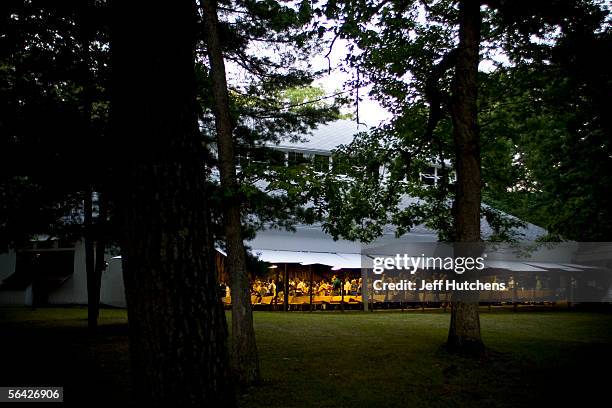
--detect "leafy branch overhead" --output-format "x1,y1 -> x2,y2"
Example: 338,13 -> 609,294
295,0 -> 610,243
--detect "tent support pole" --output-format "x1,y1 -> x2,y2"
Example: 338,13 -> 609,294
309,265 -> 313,312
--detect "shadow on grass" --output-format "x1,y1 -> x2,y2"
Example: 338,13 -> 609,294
0,309 -> 132,406
1,307 -> 611,407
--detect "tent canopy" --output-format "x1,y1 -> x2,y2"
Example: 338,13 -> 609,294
251,249 -> 365,269
112,252 -> 594,272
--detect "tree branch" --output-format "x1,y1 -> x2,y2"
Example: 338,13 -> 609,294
423,49 -> 458,142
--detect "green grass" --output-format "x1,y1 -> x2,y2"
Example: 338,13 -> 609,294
1,307 -> 611,407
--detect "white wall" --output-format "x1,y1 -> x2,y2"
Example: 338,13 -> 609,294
0,250 -> 20,305
48,242 -> 126,307
0,250 -> 16,282
0,241 -> 127,307
100,257 -> 126,307
46,240 -> 87,304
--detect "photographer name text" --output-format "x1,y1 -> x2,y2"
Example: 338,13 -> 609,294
373,279 -> 506,291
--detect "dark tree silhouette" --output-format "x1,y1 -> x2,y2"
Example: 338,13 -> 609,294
201,0 -> 260,387
111,0 -> 233,405
446,0 -> 484,353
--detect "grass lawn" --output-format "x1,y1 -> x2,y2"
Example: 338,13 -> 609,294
1,307 -> 611,407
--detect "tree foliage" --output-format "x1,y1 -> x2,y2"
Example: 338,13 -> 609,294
0,0 -> 112,248
300,0 -> 610,243
482,7 -> 611,241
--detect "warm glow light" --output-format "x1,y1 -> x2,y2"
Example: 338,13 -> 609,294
268,264 -> 278,269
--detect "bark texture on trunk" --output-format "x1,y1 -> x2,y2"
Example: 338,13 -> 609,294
201,0 -> 260,387
112,1 -> 233,405
447,0 -> 484,354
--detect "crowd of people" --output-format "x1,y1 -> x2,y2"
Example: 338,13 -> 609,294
219,275 -> 363,301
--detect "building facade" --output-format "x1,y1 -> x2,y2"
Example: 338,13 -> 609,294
0,120 -> 552,307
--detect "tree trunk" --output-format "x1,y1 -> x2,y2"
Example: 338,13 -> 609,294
84,189 -> 97,329
111,1 -> 233,405
447,0 -> 484,354
201,0 -> 260,387
78,2 -> 98,330
92,191 -> 108,327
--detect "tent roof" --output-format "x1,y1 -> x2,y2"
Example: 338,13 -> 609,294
271,119 -> 363,153
251,249 -> 364,269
